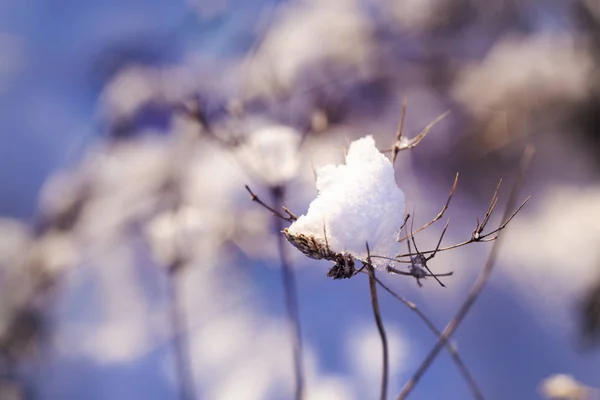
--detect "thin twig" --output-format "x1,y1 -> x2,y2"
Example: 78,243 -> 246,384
167,268 -> 197,400
396,145 -> 534,399
408,214 -> 450,287
383,112 -> 449,156
403,112 -> 450,150
397,173 -> 459,243
272,188 -> 305,400
392,98 -> 407,166
473,179 -> 503,239
246,185 -> 298,222
386,267 -> 453,278
372,276 -> 484,400
366,242 -> 389,400
392,195 -> 531,260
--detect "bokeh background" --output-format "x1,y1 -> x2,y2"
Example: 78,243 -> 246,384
1,0 -> 600,399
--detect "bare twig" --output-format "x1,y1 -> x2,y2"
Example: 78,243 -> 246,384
366,242 -> 389,400
386,267 -> 453,279
409,215 -> 451,287
392,195 -> 531,260
473,179 -> 502,240
397,173 -> 459,243
246,185 -> 298,222
167,268 -> 197,400
391,98 -> 407,165
383,112 -> 449,156
272,188 -> 305,400
404,112 -> 449,150
387,211 -> 453,287
396,145 -> 534,399
476,196 -> 531,239
372,276 -> 484,400
399,214 -> 411,232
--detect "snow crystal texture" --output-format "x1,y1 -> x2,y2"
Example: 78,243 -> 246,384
287,135 -> 405,267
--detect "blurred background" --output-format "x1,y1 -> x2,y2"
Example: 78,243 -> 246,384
1,0 -> 600,399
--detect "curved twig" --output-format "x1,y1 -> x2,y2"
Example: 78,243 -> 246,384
372,275 -> 484,400
396,145 -> 534,399
273,188 -> 305,400
366,242 -> 388,400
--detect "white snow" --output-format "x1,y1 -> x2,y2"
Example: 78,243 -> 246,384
237,124 -> 302,186
539,374 -> 591,400
286,135 -> 405,267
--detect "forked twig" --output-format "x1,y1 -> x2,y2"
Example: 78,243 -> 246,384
372,276 -> 484,400
396,145 -> 534,399
413,214 -> 450,287
383,111 -> 449,158
386,267 -> 453,279
473,179 -> 502,240
245,185 -> 298,222
366,242 -> 389,400
394,195 -> 531,260
388,213 -> 452,287
404,111 -> 450,150
397,173 -> 459,243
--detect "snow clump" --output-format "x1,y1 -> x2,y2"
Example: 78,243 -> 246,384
284,135 -> 405,270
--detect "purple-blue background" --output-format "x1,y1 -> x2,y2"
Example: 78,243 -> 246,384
1,0 -> 600,399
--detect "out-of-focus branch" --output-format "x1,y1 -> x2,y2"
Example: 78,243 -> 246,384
373,276 -> 484,399
396,145 -> 534,399
272,187 -> 305,400
167,266 -> 197,400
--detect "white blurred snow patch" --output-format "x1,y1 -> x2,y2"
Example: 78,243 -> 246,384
76,137 -> 172,242
381,0 -> 456,32
246,0 -> 372,96
308,377 -> 354,400
176,254 -> 355,400
0,218 -> 30,267
25,231 -> 79,275
237,123 -> 302,186
99,66 -> 158,121
500,185 -> 600,324
38,169 -> 87,224
145,206 -> 210,267
539,374 -> 595,400
346,323 -> 409,397
0,221 -> 79,308
286,135 -> 405,267
453,33 -> 593,119
81,319 -> 152,364
98,64 -> 199,123
56,241 -> 163,364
